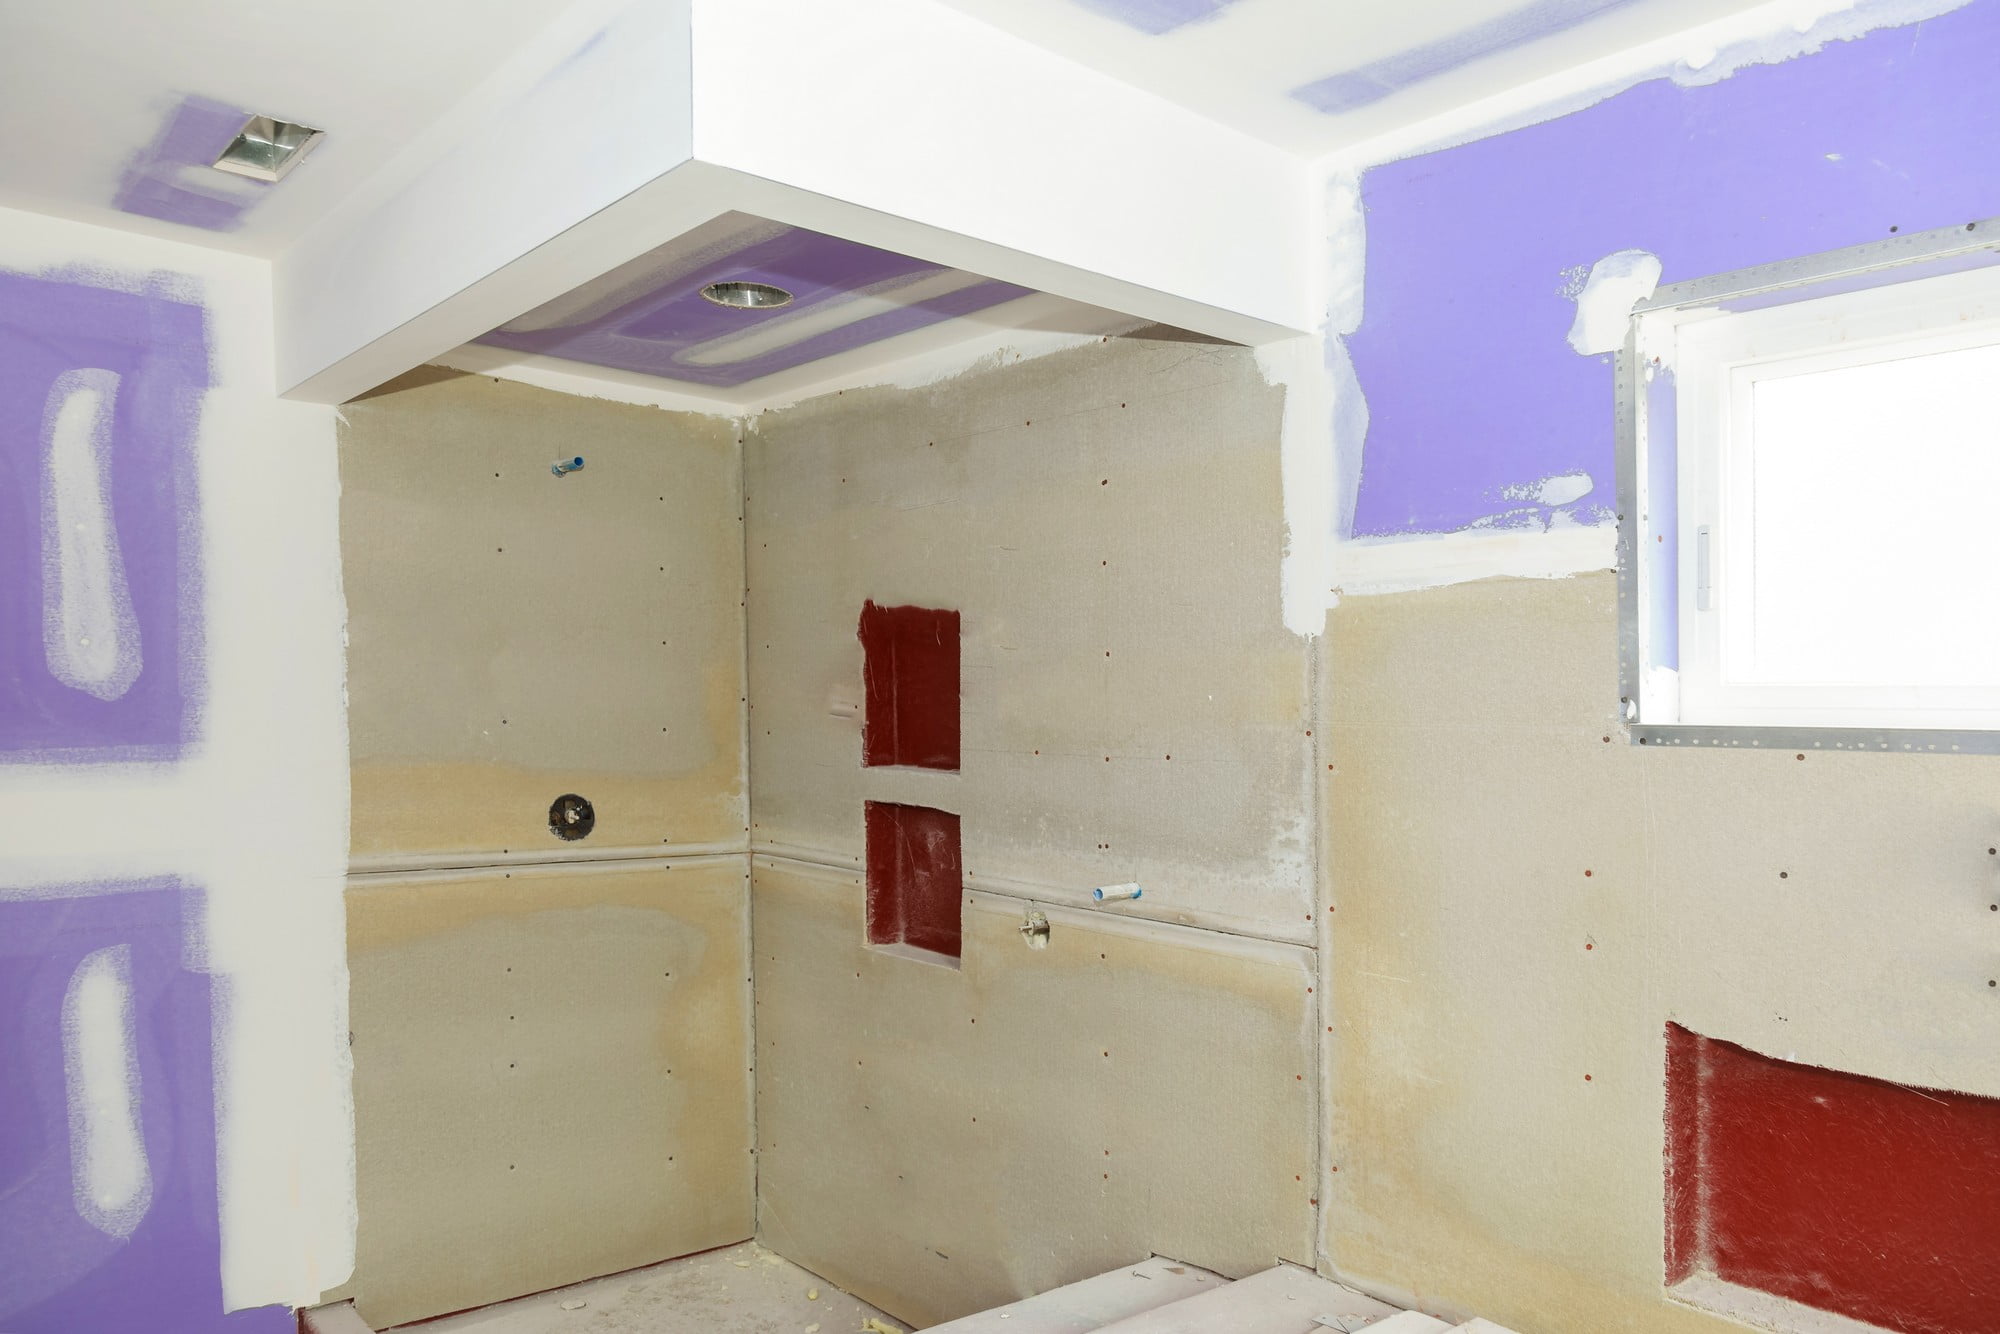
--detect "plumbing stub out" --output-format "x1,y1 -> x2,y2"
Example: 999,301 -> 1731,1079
549,793 -> 595,840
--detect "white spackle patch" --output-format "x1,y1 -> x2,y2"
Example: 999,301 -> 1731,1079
1261,334 -> 1336,637
1685,0 -> 1972,86
1504,471 -> 1595,508
1547,502 -> 1613,529
1268,166 -> 1369,630
1339,0 -> 1974,168
1323,169 -> 1366,339
63,945 -> 153,1239
41,368 -> 141,701
1466,507 -> 1548,531
1567,250 -> 1663,356
1331,523 -> 1618,597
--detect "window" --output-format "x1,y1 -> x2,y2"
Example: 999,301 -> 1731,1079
1620,217 -> 2000,748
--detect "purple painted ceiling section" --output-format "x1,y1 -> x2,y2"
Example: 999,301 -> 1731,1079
0,882 -> 292,1333
0,269 -> 208,761
1293,0 -> 1641,115
1071,0 -> 1241,36
113,97 -> 267,234
1347,0 -> 2000,536
476,226 -> 1033,388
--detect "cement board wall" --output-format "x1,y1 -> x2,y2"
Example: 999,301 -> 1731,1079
342,860 -> 754,1328
339,368 -> 746,862
744,335 -> 1315,941
1321,571 -> 2000,1332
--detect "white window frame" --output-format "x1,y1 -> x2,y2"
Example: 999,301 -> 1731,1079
1618,216 -> 2000,753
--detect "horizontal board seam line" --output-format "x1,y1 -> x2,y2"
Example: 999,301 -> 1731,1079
750,841 -> 1315,949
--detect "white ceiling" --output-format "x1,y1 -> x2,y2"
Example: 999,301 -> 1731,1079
0,0 -> 1790,261
0,0 -> 579,254
934,0 -> 1778,155
0,0 -> 1790,400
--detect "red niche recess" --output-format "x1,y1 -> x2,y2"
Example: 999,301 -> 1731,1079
858,600 -> 960,771
1665,1022 -> 2000,1332
864,801 -> 961,960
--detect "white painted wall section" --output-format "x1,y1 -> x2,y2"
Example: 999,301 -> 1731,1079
274,0 -> 695,401
690,0 -> 1313,341
0,203 -> 354,1311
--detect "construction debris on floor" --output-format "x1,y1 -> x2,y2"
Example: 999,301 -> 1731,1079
389,1241 -> 895,1334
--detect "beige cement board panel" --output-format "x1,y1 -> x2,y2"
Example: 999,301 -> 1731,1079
1320,571 -> 2000,1334
339,368 -> 746,860
343,861 -> 754,1328
752,857 -> 1317,1329
744,336 -> 1315,938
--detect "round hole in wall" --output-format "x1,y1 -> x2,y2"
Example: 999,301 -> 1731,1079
700,280 -> 794,310
549,793 -> 596,841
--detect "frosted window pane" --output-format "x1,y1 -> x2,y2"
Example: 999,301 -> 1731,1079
1747,340 -> 2000,686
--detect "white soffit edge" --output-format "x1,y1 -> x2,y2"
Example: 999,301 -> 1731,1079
276,0 -> 1309,404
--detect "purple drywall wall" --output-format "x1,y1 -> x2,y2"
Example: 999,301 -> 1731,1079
476,225 -> 1032,388
1346,0 -> 2000,536
0,882 -> 292,1333
0,269 -> 208,760
113,97 -> 267,234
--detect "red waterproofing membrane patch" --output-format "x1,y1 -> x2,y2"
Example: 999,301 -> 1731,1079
865,801 -> 961,959
859,601 -> 960,771
1666,1022 -> 2000,1332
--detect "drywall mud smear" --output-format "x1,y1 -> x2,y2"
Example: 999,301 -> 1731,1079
753,860 -> 1315,1327
1321,572 -> 2000,1333
41,370 -> 142,702
1565,250 -> 1659,357
62,945 -> 152,1239
341,861 -> 753,1327
338,369 -> 746,859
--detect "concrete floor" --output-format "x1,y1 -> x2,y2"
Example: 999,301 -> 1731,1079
401,1241 -> 900,1334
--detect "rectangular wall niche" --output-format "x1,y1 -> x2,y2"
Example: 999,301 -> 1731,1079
864,801 -> 962,961
858,600 -> 960,771
1665,1023 -> 2000,1333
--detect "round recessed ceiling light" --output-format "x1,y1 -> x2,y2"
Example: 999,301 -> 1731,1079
700,280 -> 794,310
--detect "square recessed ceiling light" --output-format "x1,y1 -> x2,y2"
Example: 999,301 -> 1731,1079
212,115 -> 324,183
